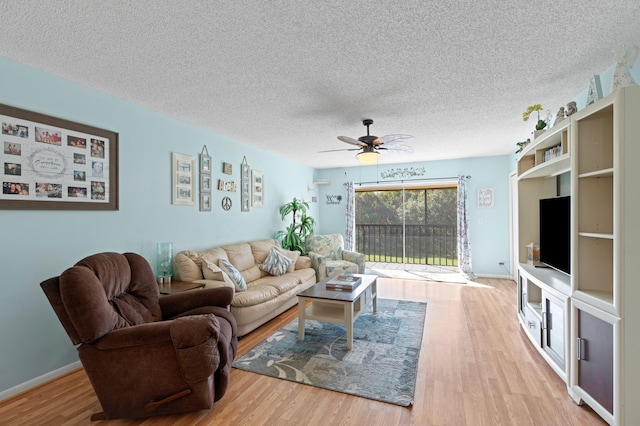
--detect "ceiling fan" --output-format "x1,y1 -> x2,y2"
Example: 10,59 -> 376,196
320,119 -> 414,163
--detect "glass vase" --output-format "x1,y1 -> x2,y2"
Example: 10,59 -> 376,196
156,242 -> 173,282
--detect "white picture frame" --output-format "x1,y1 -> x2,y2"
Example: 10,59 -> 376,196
172,152 -> 196,205
477,187 -> 494,209
252,169 -> 264,208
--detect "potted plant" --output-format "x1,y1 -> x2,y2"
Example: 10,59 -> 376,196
522,104 -> 547,137
275,197 -> 315,253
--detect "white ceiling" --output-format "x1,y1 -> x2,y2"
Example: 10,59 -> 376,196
1,1 -> 639,169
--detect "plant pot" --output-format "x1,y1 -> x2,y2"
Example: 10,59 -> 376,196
534,129 -> 546,139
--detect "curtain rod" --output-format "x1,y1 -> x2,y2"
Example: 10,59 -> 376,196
350,175 -> 470,186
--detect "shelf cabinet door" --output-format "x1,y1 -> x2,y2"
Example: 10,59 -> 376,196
542,291 -> 566,371
577,308 -> 614,414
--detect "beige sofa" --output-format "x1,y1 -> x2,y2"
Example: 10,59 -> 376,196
174,239 -> 316,336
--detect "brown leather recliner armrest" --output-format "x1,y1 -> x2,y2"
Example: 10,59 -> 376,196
91,314 -> 221,381
159,286 -> 234,319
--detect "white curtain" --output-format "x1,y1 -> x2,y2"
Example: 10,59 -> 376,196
457,175 -> 476,279
344,182 -> 355,251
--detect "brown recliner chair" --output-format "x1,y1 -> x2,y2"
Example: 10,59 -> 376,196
40,252 -> 238,421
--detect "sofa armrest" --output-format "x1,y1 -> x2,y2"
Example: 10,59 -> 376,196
194,278 -> 235,291
160,287 -> 234,319
92,321 -> 172,349
295,255 -> 311,269
307,251 -> 328,281
342,250 -> 366,273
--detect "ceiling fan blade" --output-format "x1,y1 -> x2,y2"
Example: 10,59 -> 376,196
318,148 -> 361,153
378,144 -> 414,154
372,137 -> 383,146
338,136 -> 366,146
380,134 -> 415,146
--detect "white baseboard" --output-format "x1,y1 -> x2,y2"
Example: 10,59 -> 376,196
475,273 -> 514,280
0,361 -> 82,401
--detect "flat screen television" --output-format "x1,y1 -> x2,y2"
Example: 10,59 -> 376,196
539,196 -> 571,275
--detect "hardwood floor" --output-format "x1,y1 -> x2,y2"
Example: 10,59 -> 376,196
1,278 -> 606,425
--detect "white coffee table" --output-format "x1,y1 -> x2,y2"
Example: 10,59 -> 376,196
297,274 -> 377,350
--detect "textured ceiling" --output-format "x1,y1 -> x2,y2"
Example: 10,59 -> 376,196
1,1 -> 639,169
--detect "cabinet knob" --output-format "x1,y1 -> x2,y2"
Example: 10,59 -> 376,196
528,321 -> 536,329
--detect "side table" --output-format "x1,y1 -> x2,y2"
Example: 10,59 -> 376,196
159,280 -> 205,295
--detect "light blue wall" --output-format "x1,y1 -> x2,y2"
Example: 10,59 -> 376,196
0,56 -> 317,393
313,155 -> 512,276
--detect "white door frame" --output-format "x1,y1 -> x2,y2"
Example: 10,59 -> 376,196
508,170 -> 518,281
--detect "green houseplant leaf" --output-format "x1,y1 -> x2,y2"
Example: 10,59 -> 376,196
277,197 -> 315,253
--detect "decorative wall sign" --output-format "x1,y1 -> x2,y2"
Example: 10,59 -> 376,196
380,167 -> 426,179
172,152 -> 196,205
240,156 -> 250,212
326,195 -> 342,205
222,162 -> 232,175
251,169 -> 264,207
217,179 -> 236,191
221,196 -> 232,211
0,103 -> 118,210
477,187 -> 494,209
199,145 -> 211,211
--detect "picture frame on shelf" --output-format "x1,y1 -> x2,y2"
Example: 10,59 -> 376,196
172,152 -> 196,205
252,169 -> 264,207
0,103 -> 119,210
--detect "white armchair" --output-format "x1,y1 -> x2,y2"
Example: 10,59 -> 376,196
304,234 -> 365,281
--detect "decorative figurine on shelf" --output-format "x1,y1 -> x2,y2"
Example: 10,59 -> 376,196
587,75 -> 604,105
554,106 -> 566,126
611,45 -> 639,92
522,104 -> 547,135
566,101 -> 578,117
515,138 -> 531,154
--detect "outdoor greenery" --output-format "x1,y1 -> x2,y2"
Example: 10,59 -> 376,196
356,188 -> 456,225
355,188 -> 458,265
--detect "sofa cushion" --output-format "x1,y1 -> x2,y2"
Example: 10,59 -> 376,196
219,259 -> 247,292
232,284 -> 280,307
201,256 -> 224,281
248,239 -> 278,264
259,247 -> 294,276
252,275 -> 300,294
174,248 -> 228,281
222,243 -> 255,272
276,246 -> 300,272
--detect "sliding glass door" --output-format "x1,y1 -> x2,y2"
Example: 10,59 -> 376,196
355,184 -> 457,267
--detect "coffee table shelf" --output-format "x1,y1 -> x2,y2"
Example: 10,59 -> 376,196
297,274 -> 377,350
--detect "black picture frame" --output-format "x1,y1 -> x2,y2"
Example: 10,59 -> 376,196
0,103 -> 118,210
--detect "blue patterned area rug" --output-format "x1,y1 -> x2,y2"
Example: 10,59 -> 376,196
232,299 -> 426,406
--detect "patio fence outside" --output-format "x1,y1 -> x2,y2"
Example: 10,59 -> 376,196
355,223 -> 458,266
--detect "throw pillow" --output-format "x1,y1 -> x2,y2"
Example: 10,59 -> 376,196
276,246 -> 300,272
259,247 -> 294,276
201,256 -> 224,281
219,259 -> 247,291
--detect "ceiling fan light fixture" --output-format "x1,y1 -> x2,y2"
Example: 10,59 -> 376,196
357,150 -> 379,164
